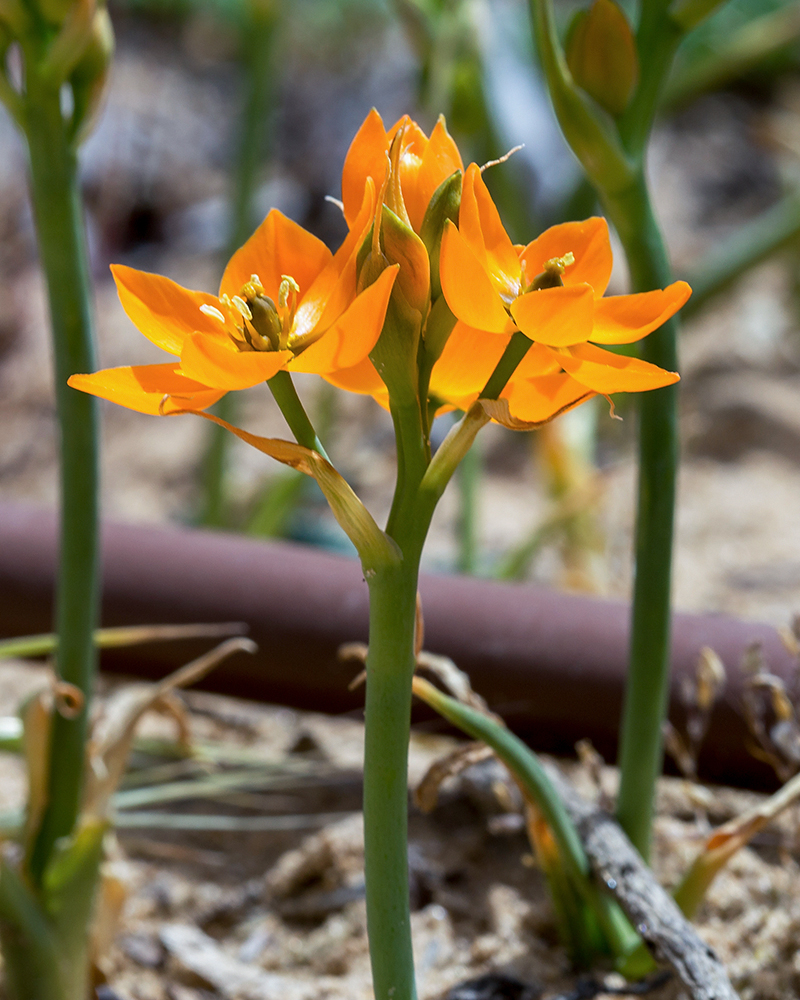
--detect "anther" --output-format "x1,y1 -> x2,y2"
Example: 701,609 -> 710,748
278,275 -> 300,309
231,295 -> 253,321
200,303 -> 226,323
241,274 -> 264,299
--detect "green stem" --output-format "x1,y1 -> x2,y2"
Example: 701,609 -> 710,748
602,173 -> 678,862
201,394 -> 235,528
456,432 -> 480,574
22,73 -> 100,883
617,3 -> 682,159
199,3 -> 276,527
363,561 -> 421,1000
481,330 -> 532,399
386,397 -> 429,541
267,370 -> 329,459
362,341 -> 429,1000
682,188 -> 800,318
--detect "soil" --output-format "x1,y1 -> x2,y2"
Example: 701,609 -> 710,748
2,660 -> 800,1000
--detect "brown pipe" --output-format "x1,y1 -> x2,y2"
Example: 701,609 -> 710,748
0,502 -> 791,790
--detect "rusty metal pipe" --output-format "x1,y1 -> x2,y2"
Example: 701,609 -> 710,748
0,502 -> 791,790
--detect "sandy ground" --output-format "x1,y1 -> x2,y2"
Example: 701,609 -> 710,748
2,661 -> 800,1000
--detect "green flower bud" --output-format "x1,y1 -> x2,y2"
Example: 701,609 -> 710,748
565,0 -> 638,117
67,7 -> 113,141
36,0 -> 79,29
420,170 -> 462,302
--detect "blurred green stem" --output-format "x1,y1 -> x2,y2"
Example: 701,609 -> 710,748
528,0 -> 688,861
456,429 -> 480,574
682,188 -> 800,318
22,74 -> 100,883
664,3 -> 800,109
200,1 -> 277,527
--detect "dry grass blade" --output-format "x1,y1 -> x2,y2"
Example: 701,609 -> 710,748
112,810 -> 357,831
84,637 -> 257,818
675,768 -> 800,919
415,651 -> 489,711
0,622 -> 248,660
414,742 -> 494,813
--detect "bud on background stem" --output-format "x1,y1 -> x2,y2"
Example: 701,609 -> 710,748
565,0 -> 639,117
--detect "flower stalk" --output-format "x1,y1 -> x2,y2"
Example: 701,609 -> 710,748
529,0 -> 693,860
603,175 -> 679,860
0,0 -> 113,990
363,560 -> 422,1000
68,108 -> 690,995
16,37 -> 103,885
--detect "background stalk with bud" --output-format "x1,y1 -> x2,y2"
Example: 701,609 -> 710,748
529,0 -> 732,861
0,0 -> 113,992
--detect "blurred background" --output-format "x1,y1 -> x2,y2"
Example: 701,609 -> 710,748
3,0 -> 800,623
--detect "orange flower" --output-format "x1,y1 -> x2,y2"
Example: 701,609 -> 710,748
308,110 -> 464,403
341,108 -> 463,235
68,194 -> 397,415
434,163 -> 690,423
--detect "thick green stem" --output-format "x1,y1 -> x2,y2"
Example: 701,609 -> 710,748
362,335 -> 429,1000
386,398 -> 429,542
23,77 -> 100,882
363,560 -> 421,1000
602,174 -> 679,862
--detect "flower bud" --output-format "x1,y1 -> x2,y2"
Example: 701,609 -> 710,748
565,0 -> 638,117
420,170 -> 462,301
357,206 -> 428,405
68,6 -> 114,140
379,204 -> 430,323
37,0 -> 80,29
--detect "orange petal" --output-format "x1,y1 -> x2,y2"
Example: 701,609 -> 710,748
290,266 -> 398,375
111,264 -> 226,356
590,281 -> 692,344
459,163 -> 521,300
498,373 -> 595,424
180,334 -> 292,390
520,217 -> 613,295
220,211 -> 332,303
341,108 -> 389,228
512,341 -> 563,379
405,117 -> 463,233
429,321 -> 510,399
440,221 -> 513,334
510,284 -> 594,346
68,364 -> 224,415
558,342 -> 680,393
323,354 -> 387,397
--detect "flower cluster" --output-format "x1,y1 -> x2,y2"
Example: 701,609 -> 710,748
69,110 -> 689,430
